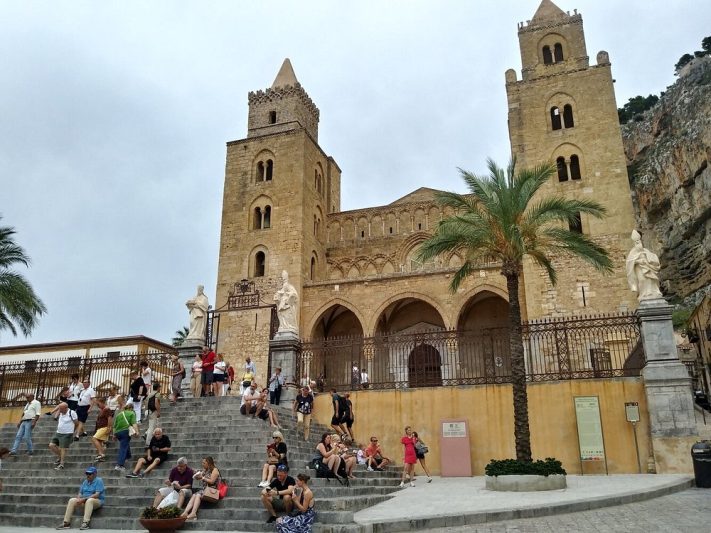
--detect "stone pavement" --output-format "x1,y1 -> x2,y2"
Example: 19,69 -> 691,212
0,473 -> 696,532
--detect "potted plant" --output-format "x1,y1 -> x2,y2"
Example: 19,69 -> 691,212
139,506 -> 186,533
484,457 -> 567,492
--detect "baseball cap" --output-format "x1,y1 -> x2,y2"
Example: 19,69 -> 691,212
276,464 -> 288,472
85,466 -> 98,475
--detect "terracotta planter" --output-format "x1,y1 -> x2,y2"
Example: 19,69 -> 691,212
138,516 -> 187,533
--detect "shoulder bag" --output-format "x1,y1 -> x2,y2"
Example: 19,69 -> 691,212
121,411 -> 138,437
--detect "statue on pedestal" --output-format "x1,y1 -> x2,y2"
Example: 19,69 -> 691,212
626,230 -> 663,301
274,270 -> 299,334
186,285 -> 209,340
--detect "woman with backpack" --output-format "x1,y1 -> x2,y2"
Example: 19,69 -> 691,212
412,431 -> 432,483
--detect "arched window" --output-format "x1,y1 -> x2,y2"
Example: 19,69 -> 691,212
314,170 -> 318,189
554,43 -> 564,62
543,45 -> 553,65
256,161 -> 265,182
563,104 -> 574,128
253,207 -> 262,229
569,212 -> 583,234
265,160 -> 273,181
310,256 -> 316,280
255,251 -> 266,277
570,155 -> 581,180
269,111 -> 277,124
550,107 -> 562,130
263,205 -> 271,228
557,157 -> 569,182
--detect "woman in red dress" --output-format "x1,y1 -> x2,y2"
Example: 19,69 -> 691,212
399,426 -> 417,487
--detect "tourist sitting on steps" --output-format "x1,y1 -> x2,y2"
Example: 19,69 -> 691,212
56,466 -> 105,531
181,456 -> 221,521
331,434 -> 357,479
364,436 -> 391,471
260,464 -> 295,523
152,457 -> 194,509
275,473 -> 316,532
259,431 -> 288,488
126,428 -> 171,478
259,387 -> 282,427
315,433 -> 343,479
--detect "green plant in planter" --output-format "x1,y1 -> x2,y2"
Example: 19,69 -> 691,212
140,506 -> 183,519
485,457 -> 566,477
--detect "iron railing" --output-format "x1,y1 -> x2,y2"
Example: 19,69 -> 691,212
299,313 -> 642,391
0,351 -> 175,408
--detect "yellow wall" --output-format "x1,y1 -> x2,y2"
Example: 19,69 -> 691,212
313,378 -> 650,475
0,405 -> 54,428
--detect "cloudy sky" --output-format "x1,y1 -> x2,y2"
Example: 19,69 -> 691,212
1,0 -> 707,348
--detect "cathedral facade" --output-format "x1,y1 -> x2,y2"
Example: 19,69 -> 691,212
214,0 -> 637,386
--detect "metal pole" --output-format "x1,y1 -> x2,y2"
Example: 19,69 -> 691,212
632,421 -> 642,474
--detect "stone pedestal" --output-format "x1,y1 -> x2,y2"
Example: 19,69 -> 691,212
177,341 -> 203,398
638,298 -> 698,473
269,331 -> 300,405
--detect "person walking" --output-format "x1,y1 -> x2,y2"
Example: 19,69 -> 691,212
268,367 -> 285,405
128,370 -> 146,424
74,379 -> 96,440
10,392 -> 41,456
113,403 -> 139,473
66,374 -> 81,412
412,431 -> 432,482
55,466 -> 105,530
48,403 -> 79,471
144,383 -> 162,445
90,397 -> 113,463
398,426 -> 417,488
293,387 -> 314,441
170,354 -> 184,405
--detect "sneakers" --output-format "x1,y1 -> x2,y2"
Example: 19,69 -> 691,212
114,465 -> 126,472
366,466 -> 374,472
25,451 -> 33,456
258,481 -> 269,488
94,455 -> 105,462
427,477 -> 433,483
54,463 -> 64,470
53,459 -> 61,466
125,473 -> 140,478
79,521 -> 90,530
56,523 -> 70,530
73,436 -> 80,442
410,481 -> 415,487
8,451 -> 16,456
80,432 -> 88,437
266,515 -> 277,523
398,482 -> 405,488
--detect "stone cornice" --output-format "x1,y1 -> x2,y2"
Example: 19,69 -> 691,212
518,14 -> 582,34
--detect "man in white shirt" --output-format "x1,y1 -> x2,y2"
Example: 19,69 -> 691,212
75,379 -> 96,440
49,403 -> 79,470
10,392 -> 41,456
140,360 -> 153,389
240,382 -> 260,415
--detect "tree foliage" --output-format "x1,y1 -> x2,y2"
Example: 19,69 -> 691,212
0,217 -> 47,338
171,326 -> 189,347
417,158 -> 612,462
618,94 -> 659,124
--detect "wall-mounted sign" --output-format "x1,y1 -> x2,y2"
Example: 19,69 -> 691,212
574,396 -> 606,461
442,421 -> 467,438
625,402 -> 640,423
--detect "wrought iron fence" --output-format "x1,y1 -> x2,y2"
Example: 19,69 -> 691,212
299,313 -> 642,391
0,351 -> 175,408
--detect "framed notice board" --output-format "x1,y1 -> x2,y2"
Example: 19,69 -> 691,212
574,396 -> 608,474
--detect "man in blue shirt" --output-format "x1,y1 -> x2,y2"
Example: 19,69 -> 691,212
56,466 -> 105,530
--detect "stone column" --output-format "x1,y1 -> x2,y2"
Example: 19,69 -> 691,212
177,340 -> 203,398
639,298 -> 698,473
269,331 -> 300,405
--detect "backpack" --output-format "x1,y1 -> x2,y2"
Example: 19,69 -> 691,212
309,455 -> 349,486
147,394 -> 157,412
337,395 -> 350,417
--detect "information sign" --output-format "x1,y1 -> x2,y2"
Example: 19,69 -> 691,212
574,396 -> 606,461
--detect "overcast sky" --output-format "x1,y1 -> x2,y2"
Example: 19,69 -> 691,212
1,0 -> 707,348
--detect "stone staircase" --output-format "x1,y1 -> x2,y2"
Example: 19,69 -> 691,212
0,396 -> 400,531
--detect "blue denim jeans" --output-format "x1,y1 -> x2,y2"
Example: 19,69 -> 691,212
11,420 -> 34,453
115,429 -> 132,466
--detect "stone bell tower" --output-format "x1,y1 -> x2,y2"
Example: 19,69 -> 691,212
214,59 -> 341,385
506,0 -> 637,319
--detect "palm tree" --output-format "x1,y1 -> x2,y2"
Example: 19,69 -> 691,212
172,326 -> 189,347
0,218 -> 47,338
417,158 -> 613,462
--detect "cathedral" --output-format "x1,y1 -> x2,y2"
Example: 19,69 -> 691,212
213,0 -> 637,387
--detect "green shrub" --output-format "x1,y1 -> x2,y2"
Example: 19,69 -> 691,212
140,506 -> 183,519
485,457 -> 566,477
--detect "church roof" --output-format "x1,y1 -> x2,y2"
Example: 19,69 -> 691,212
531,0 -> 566,23
271,58 -> 299,88
388,187 -> 444,205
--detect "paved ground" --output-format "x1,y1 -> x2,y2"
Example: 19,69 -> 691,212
0,474 -> 702,532
427,489 -> 711,532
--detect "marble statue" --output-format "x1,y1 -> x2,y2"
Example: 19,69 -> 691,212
626,230 -> 663,301
186,284 -> 209,340
274,270 -> 299,334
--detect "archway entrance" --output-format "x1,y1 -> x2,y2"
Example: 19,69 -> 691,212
408,344 -> 442,387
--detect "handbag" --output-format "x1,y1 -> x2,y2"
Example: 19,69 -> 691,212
157,489 -> 179,509
121,411 -> 138,437
415,441 -> 429,454
218,480 -> 228,499
202,486 -> 219,503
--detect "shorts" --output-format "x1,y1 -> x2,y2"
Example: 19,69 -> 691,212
159,486 -> 191,500
240,404 -> 257,416
271,497 -> 287,512
331,415 -> 342,426
212,373 -> 225,383
258,409 -> 269,420
145,454 -> 168,466
51,432 -> 74,449
345,417 -> 354,428
76,405 -> 90,423
93,427 -> 110,442
201,370 -> 214,385
67,400 -> 78,411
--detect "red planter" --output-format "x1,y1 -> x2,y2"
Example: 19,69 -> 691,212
138,516 -> 187,533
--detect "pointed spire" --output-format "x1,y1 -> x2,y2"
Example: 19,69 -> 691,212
531,0 -> 566,22
271,58 -> 299,89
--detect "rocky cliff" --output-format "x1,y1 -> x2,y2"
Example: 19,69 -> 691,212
622,56 -> 711,306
